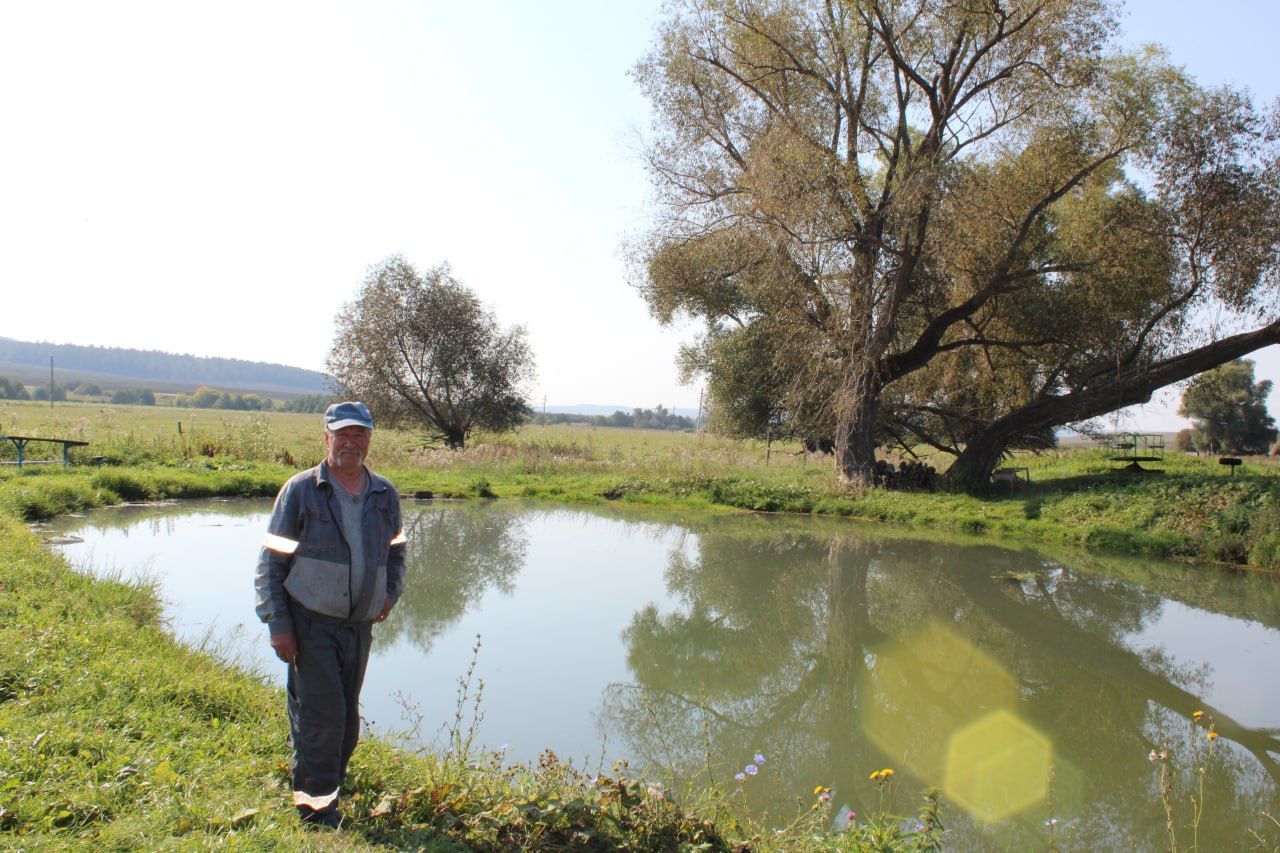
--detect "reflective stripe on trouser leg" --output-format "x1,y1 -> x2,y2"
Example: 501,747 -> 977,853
287,605 -> 373,810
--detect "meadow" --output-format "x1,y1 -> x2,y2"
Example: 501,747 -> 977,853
3,399 -> 1279,570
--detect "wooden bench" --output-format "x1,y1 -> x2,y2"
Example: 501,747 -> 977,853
0,435 -> 90,468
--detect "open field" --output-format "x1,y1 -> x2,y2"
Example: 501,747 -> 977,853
3,400 -> 1280,569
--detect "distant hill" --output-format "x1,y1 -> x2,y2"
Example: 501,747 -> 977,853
0,337 -> 328,397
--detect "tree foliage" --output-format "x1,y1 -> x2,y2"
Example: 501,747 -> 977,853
1179,359 -> 1276,454
0,377 -> 29,400
634,0 -> 1280,487
327,256 -> 534,449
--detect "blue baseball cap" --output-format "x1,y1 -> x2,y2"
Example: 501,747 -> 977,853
324,401 -> 375,431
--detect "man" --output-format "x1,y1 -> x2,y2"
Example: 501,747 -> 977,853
253,401 -> 407,828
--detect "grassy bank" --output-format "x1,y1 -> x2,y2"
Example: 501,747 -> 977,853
0,479 -> 944,850
6,448 -> 1278,570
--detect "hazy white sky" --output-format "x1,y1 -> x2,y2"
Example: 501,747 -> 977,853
1,1 -> 1276,425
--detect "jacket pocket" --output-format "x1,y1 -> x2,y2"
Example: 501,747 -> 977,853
284,555 -> 351,619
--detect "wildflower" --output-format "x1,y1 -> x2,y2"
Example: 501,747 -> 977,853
1193,710 -> 1204,721
1207,731 -> 1219,741
754,752 -> 766,764
813,785 -> 825,795
1045,818 -> 1059,828
745,764 -> 758,775
735,772 -> 746,782
1148,750 -> 1159,763
847,811 -> 857,822
880,768 -> 894,778
869,770 -> 882,781
819,791 -> 832,804
646,783 -> 665,800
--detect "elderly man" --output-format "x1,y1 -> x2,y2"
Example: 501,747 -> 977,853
254,401 -> 406,828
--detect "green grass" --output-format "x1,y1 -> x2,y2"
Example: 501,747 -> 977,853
5,400 -> 1280,568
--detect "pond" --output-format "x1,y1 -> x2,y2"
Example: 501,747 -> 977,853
42,498 -> 1280,848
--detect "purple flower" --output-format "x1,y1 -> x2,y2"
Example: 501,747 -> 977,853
745,764 -> 758,775
734,772 -> 746,782
754,752 -> 765,764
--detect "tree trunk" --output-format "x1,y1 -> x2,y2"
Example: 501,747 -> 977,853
947,319 -> 1280,488
834,367 -> 880,486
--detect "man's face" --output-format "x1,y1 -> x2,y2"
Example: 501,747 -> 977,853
324,425 -> 372,472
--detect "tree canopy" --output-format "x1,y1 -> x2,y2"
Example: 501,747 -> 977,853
1179,359 -> 1276,455
327,256 -> 534,449
634,0 -> 1280,486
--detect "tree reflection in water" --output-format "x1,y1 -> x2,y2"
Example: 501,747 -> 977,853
378,503 -> 529,653
600,521 -> 1280,848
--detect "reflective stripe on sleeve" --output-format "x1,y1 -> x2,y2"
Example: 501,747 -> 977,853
293,788 -> 339,810
389,529 -> 407,546
262,532 -> 300,555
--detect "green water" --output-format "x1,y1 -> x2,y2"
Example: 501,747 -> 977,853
45,499 -> 1280,849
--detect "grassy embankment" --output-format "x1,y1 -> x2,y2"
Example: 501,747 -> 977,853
0,403 -> 947,850
4,400 -> 1280,568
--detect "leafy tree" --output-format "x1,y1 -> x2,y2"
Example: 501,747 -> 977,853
0,377 -> 29,400
327,256 -> 534,449
634,0 -> 1280,486
74,382 -> 102,396
189,386 -> 221,408
278,393 -> 332,413
1179,360 -> 1276,454
32,384 -> 66,402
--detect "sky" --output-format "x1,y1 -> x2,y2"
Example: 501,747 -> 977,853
0,1 -> 1276,427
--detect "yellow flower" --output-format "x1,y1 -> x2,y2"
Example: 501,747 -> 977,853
813,785 -> 824,795
869,771 -> 882,781
1207,731 -> 1219,741
881,768 -> 894,778
1193,711 -> 1204,721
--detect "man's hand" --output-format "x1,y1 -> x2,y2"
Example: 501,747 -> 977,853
270,632 -> 298,663
375,596 -> 394,623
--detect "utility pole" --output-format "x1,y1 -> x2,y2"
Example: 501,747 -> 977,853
49,356 -> 54,410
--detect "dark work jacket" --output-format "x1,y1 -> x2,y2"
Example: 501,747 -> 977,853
253,462 -> 406,637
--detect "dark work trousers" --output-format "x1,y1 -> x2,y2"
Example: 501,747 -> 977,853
286,603 -> 373,813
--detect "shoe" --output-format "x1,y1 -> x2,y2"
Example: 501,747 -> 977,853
298,805 -> 343,829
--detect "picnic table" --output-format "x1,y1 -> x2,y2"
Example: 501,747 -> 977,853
0,435 -> 90,467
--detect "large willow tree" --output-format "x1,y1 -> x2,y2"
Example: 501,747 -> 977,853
634,0 -> 1280,485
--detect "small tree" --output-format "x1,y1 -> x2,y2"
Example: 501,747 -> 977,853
1179,360 -> 1276,455
327,256 -> 534,449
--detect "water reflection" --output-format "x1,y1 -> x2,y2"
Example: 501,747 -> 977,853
382,504 -> 529,652
599,523 -> 1280,847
